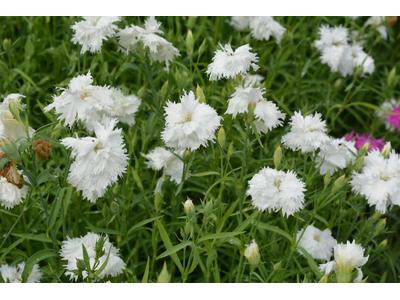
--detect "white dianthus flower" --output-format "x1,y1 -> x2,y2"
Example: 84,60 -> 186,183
349,149 -> 400,214
249,16 -> 286,43
0,262 -> 42,283
118,17 -> 180,71
143,147 -> 185,193
364,16 -> 388,40
296,225 -> 336,261
44,71 -> 114,130
0,177 -> 28,209
71,16 -> 120,54
206,43 -> 259,81
247,167 -> 306,217
320,240 -> 368,283
110,88 -> 141,126
315,138 -> 357,175
60,232 -> 125,281
228,16 -> 252,31
0,94 -> 35,142
243,74 -> 265,87
342,44 -> 375,76
162,91 -> 222,151
61,116 -> 128,203
315,24 -> 349,73
281,111 -> 329,153
226,86 -> 285,134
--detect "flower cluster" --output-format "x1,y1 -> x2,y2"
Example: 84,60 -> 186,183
61,117 -> 128,203
225,86 -> 285,134
315,24 -> 375,77
118,16 -> 180,71
247,167 -> 306,217
229,16 -> 286,43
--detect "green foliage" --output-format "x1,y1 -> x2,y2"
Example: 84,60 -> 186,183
0,16 -> 399,283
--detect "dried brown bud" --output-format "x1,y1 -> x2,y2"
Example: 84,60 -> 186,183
387,16 -> 398,27
33,138 -> 52,160
0,151 -> 25,189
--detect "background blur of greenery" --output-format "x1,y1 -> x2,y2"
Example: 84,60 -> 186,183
0,16 -> 400,283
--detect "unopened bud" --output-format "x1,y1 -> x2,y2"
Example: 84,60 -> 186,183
381,142 -> 391,158
370,211 -> 382,222
51,123 -> 62,140
198,38 -> 207,58
110,201 -> 119,214
160,80 -> 169,102
228,141 -> 234,159
332,175 -> 346,193
183,149 -> 192,163
204,199 -> 213,215
359,143 -> 370,156
218,127 -> 226,148
324,169 -> 331,187
9,97 -> 29,132
244,240 -> 260,268
354,155 -> 365,172
158,261 -> 170,283
377,239 -> 388,252
3,39 -> 11,53
183,198 -> 195,217
274,146 -> 282,168
246,103 -> 256,124
186,30 -> 194,57
76,258 -> 86,271
374,218 -> 386,236
319,275 -> 329,283
388,67 -> 396,85
196,85 -> 206,103
273,261 -> 282,271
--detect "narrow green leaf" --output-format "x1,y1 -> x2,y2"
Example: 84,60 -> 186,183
47,188 -> 65,235
81,244 -> 91,272
0,157 -> 10,169
233,210 -> 258,233
22,249 -> 58,282
86,227 -> 122,235
298,246 -> 323,279
142,257 -> 150,283
36,169 -> 57,186
198,231 -> 245,243
127,216 -> 163,235
156,241 -> 192,260
95,246 -> 111,276
191,171 -> 220,177
256,222 -> 293,242
156,220 -> 183,273
250,123 -> 264,148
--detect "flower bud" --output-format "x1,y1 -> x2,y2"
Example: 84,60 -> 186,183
273,261 -> 282,271
324,169 -> 331,187
388,67 -> 396,85
186,29 -> 194,57
334,79 -> 342,88
244,240 -> 260,268
332,174 -> 346,193
246,103 -> 256,124
76,258 -> 86,271
359,143 -> 370,156
3,39 -> 11,53
204,199 -> 213,215
377,239 -> 388,252
155,192 -> 162,214
0,139 -> 22,164
353,154 -> 365,172
8,98 -> 29,132
196,85 -> 206,103
51,123 -> 63,140
110,201 -> 119,214
157,261 -> 170,283
160,80 -> 169,102
319,275 -> 329,283
183,198 -> 195,217
182,149 -> 192,163
198,38 -> 207,58
228,141 -> 234,159
374,218 -> 386,237
218,127 -> 226,148
370,211 -> 381,222
381,142 -> 391,158
273,146 -> 282,168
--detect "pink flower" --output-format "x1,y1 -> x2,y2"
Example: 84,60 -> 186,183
386,106 -> 400,131
344,130 -> 385,151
